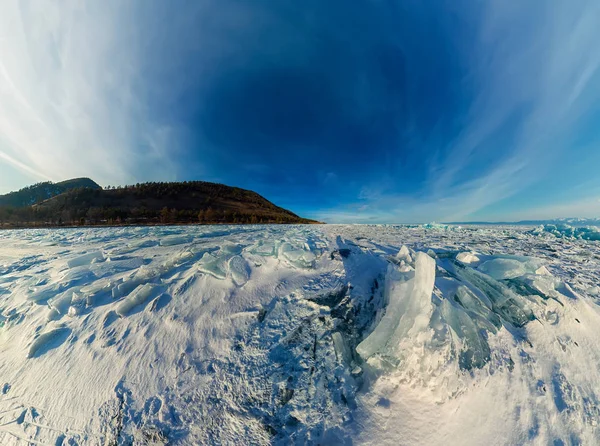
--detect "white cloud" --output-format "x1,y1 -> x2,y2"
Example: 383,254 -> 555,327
427,1 -> 600,219
0,1 -> 179,189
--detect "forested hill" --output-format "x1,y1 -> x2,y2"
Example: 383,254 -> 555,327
0,180 -> 318,227
0,178 -> 101,207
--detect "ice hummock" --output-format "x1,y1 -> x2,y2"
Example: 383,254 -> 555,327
357,251 -> 435,362
530,223 -> 600,241
357,246 -> 563,373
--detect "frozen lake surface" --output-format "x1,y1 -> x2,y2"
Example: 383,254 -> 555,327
0,224 -> 599,445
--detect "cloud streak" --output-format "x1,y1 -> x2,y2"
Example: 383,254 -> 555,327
318,0 -> 600,222
0,1 -> 182,190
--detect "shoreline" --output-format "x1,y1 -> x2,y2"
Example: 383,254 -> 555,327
0,221 -> 324,231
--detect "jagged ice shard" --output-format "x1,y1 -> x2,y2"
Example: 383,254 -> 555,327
357,250 -> 436,363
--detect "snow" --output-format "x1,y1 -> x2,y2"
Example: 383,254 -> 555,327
0,224 -> 599,445
27,326 -> 72,359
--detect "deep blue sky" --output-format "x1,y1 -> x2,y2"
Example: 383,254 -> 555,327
1,1 -> 600,222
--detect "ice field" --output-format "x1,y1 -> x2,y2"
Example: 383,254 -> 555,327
1,224 -> 600,445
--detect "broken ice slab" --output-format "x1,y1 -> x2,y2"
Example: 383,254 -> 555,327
228,255 -> 250,286
279,243 -> 317,269
505,273 -> 567,302
333,332 -> 353,365
58,266 -> 97,287
162,250 -> 194,271
67,251 -> 104,269
116,283 -> 157,317
113,266 -> 160,298
197,252 -> 227,279
453,264 -> 535,327
384,252 -> 436,355
129,239 -> 158,249
477,257 -> 544,280
159,235 -> 192,247
90,257 -> 145,277
81,278 -> 115,305
249,240 -> 279,257
453,285 -> 502,332
356,266 -> 412,360
27,284 -> 62,303
357,252 -> 435,360
48,291 -> 75,316
440,298 -> 491,370
219,244 -> 244,256
396,245 -> 413,264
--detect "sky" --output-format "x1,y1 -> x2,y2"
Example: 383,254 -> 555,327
1,1 -> 600,223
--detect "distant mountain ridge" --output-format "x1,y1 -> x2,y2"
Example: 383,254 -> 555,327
0,178 -> 317,227
0,178 -> 101,208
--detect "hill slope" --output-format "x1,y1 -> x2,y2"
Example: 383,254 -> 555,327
0,178 -> 101,208
0,180 -> 316,226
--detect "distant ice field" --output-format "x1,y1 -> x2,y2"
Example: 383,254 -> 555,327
0,224 -> 599,445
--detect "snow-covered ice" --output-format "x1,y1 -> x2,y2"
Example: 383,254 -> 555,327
0,224 -> 599,445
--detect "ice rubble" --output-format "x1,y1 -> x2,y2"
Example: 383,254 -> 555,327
422,223 -> 461,231
531,223 -> 600,241
357,246 -> 571,372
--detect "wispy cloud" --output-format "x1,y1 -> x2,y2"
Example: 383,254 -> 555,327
0,2 -> 180,189
434,1 -> 600,216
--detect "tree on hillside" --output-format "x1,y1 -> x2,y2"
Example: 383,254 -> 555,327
205,207 -> 215,223
160,207 -> 170,224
